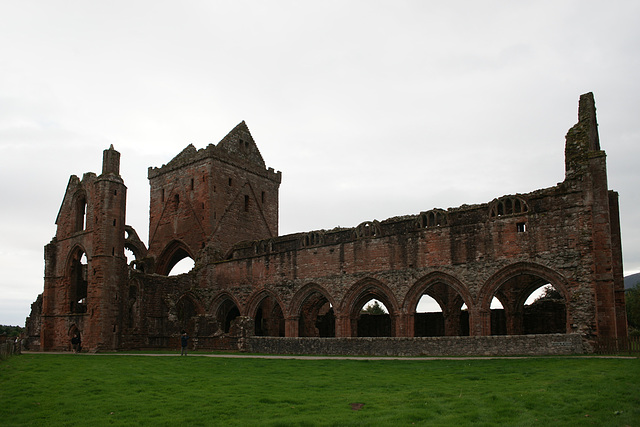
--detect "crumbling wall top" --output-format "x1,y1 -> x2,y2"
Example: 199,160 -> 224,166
565,92 -> 603,180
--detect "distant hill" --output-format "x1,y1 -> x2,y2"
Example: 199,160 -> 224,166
625,273 -> 640,290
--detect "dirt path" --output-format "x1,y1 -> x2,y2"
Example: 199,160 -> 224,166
21,351 -> 637,360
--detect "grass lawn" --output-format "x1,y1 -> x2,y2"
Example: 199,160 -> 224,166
1,353 -> 638,426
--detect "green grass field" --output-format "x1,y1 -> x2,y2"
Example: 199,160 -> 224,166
1,353 -> 638,426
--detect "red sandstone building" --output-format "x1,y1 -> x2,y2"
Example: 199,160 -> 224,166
26,93 -> 627,355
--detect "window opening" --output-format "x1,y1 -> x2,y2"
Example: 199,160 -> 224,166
69,251 -> 88,313
254,296 -> 285,337
168,257 -> 195,276
75,196 -> 87,232
416,295 -> 440,313
415,287 -> 469,337
358,298 -> 390,337
490,296 -> 506,335
505,199 -> 513,215
298,292 -> 334,337
524,284 -> 566,334
517,222 -> 527,232
244,195 -> 249,212
490,197 -> 529,218
125,247 -> 136,266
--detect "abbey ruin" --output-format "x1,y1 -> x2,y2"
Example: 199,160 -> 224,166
25,93 -> 627,355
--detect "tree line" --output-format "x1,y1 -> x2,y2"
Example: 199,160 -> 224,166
0,325 -> 24,337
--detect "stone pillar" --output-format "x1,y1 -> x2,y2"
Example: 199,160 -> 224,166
443,306 -> 461,336
470,308 -> 490,336
335,315 -> 351,337
405,313 -> 415,337
285,317 -> 299,337
506,307 -> 524,335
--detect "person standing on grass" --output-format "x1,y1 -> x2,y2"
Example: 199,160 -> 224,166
180,331 -> 189,356
71,333 -> 81,353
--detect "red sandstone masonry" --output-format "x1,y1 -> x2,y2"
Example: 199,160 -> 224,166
26,94 -> 627,355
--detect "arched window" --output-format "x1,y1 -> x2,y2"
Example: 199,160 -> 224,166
418,209 -> 448,228
68,249 -> 88,314
414,283 -> 469,337
296,288 -> 335,337
343,280 -> 397,337
490,196 -> 529,218
74,194 -> 87,232
355,221 -> 381,239
216,298 -> 241,334
487,269 -> 567,335
156,241 -> 195,276
253,294 -> 285,337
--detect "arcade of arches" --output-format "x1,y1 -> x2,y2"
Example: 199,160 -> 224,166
149,266 -> 567,339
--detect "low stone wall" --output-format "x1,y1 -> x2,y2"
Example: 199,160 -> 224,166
243,334 -> 586,356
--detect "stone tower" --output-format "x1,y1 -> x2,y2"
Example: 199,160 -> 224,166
145,121 -> 282,274
40,145 -> 128,351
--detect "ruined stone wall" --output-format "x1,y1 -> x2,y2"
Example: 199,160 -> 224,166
28,93 -> 626,354
195,183 -> 589,335
243,334 -> 585,357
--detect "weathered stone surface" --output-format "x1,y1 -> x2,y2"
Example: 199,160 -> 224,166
243,334 -> 585,357
26,93 -> 627,355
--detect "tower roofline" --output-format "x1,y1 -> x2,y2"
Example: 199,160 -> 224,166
147,121 -> 280,181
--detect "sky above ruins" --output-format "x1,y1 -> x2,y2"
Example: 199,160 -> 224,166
1,1 -> 639,326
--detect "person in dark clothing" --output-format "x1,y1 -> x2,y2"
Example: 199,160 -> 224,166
71,333 -> 81,353
180,331 -> 189,356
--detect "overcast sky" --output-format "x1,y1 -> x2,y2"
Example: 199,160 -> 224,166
1,1 -> 638,326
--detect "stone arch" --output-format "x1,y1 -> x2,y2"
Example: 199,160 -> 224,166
354,221 -> 382,239
290,283 -> 336,337
155,240 -> 195,275
489,196 -> 529,218
174,292 -> 205,334
480,262 -> 570,335
340,278 -> 399,337
124,225 -> 148,270
65,245 -> 88,314
417,209 -> 449,228
210,292 -> 242,334
301,231 -> 325,247
404,272 -> 473,337
246,289 -> 285,337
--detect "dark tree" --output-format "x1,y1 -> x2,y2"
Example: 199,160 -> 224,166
626,283 -> 640,335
